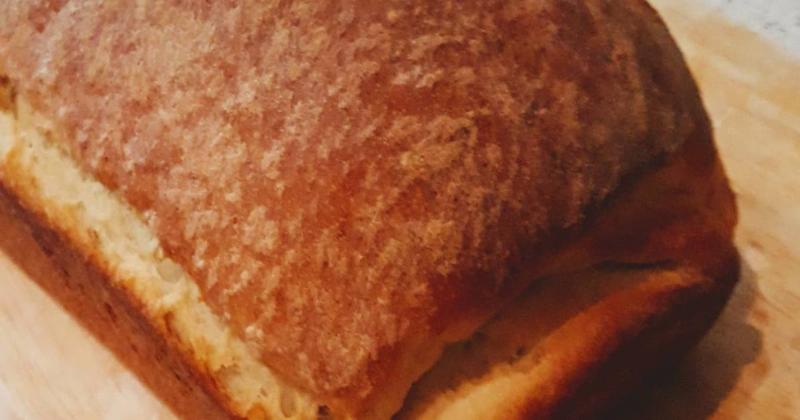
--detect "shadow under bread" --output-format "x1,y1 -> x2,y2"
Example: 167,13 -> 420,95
609,259 -> 764,420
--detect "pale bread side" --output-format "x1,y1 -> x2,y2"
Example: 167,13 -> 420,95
0,89 -> 322,419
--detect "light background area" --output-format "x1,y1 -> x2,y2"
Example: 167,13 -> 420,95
701,0 -> 800,58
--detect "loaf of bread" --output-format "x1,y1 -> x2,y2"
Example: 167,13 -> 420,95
0,0 -> 738,418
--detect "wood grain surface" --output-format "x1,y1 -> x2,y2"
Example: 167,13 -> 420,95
623,1 -> 800,419
1,2 -> 798,419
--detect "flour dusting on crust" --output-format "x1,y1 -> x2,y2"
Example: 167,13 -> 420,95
0,0 -> 704,409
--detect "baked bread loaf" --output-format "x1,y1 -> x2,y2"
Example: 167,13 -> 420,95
0,0 -> 738,418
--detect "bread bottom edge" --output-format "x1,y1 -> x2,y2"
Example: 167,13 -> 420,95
399,114 -> 740,419
0,183 -> 740,420
0,99 -> 324,419
0,188 -> 235,419
547,253 -> 740,419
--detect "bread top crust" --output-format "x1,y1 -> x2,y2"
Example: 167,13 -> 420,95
0,0 -> 704,408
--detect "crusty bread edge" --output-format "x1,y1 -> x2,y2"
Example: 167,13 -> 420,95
0,93 -> 324,419
0,190 -> 234,419
399,252 -> 738,420
514,254 -> 738,420
0,164 -> 738,420
539,253 -> 740,420
398,95 -> 740,419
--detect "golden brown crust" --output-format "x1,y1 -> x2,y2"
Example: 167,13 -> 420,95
0,89 -> 739,420
398,250 -> 739,420
0,126 -> 739,420
523,125 -> 739,418
0,95 -> 324,418
398,106 -> 739,419
537,254 -> 739,420
0,64 -> 738,419
0,1 -> 708,407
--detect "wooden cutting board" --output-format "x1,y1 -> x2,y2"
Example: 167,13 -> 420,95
1,2 -> 799,419
622,2 -> 800,419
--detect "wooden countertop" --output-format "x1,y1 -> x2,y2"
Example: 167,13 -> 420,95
1,2 -> 798,418
625,1 -> 800,418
